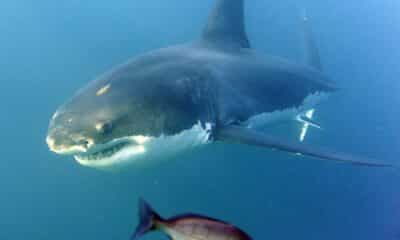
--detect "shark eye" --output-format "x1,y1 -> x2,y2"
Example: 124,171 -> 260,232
95,122 -> 113,134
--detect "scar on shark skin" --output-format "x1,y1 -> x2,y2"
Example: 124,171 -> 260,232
96,84 -> 111,96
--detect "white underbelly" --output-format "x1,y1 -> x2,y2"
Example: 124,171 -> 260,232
244,91 -> 330,129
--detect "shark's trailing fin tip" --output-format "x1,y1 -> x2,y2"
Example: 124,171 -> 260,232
202,0 -> 250,49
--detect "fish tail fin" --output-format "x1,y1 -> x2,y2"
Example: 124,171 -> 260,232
131,199 -> 163,240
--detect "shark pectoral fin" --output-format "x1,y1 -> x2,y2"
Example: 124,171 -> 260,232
216,125 -> 394,168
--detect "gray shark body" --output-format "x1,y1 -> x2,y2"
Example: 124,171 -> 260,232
46,0 -> 391,170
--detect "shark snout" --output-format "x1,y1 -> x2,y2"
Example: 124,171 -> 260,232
46,129 -> 94,155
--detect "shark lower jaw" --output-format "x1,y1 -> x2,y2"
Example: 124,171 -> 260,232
73,122 -> 213,171
73,136 -> 152,169
74,142 -> 135,161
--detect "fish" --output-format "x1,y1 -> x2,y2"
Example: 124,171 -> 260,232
131,199 -> 252,240
46,0 -> 393,170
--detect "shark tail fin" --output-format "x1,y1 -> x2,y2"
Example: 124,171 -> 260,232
131,199 -> 163,240
202,0 -> 250,49
301,9 -> 322,71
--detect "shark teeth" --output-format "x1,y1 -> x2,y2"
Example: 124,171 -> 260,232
75,142 -> 131,161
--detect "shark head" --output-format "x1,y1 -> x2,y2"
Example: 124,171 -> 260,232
46,54 -> 216,170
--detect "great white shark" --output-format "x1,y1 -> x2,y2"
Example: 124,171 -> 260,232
46,0 -> 392,170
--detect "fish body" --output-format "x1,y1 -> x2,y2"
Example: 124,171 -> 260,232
132,200 -> 251,240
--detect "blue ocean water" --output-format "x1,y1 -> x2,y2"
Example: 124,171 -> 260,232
1,0 -> 399,239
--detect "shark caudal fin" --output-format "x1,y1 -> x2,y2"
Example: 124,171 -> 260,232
202,0 -> 250,49
299,10 -> 323,141
216,125 -> 395,168
131,199 -> 163,240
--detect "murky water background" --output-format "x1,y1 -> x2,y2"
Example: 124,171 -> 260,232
1,0 -> 399,239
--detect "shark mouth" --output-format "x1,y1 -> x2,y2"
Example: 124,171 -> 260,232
74,141 -> 138,162
73,122 -> 213,170
73,136 -> 151,167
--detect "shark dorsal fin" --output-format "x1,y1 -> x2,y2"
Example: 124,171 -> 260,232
202,0 -> 250,49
